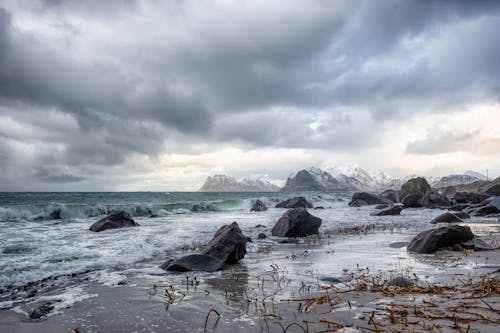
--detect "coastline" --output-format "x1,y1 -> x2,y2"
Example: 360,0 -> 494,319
1,223 -> 498,333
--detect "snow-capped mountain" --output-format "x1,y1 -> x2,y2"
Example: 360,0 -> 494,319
199,175 -> 280,192
431,174 -> 481,188
281,167 -> 354,191
464,170 -> 487,181
326,164 -> 401,192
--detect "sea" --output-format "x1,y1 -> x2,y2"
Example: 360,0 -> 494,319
0,191 -> 442,292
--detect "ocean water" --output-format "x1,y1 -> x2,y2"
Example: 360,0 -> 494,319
0,191 -> 442,290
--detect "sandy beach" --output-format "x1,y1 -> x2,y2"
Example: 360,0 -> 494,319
1,221 -> 498,333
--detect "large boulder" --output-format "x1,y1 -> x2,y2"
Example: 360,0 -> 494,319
485,184 -> 500,196
275,197 -> 313,209
400,177 -> 431,207
250,199 -> 267,212
160,254 -> 224,272
89,211 -> 139,232
348,192 -> 388,206
370,205 -> 402,216
201,222 -> 247,264
271,208 -> 321,237
430,212 -> 463,224
454,191 -> 490,204
407,225 -> 474,253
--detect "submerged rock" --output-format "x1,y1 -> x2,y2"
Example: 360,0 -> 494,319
271,208 -> 321,237
191,203 -> 217,212
161,254 -> 225,272
400,177 -> 431,207
348,192 -> 388,206
29,302 -> 56,320
250,199 -> 267,212
370,205 -> 402,216
202,222 -> 247,264
430,212 -> 464,224
275,196 -> 313,208
89,211 -> 139,232
257,233 -> 267,239
407,225 -> 474,254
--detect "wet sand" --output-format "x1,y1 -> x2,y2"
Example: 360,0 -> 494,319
0,224 -> 499,333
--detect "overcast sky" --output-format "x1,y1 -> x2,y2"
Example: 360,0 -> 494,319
1,0 -> 500,191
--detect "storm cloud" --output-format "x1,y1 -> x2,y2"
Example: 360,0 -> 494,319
1,0 -> 500,190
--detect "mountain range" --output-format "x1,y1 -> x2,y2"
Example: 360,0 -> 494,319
198,165 -> 486,192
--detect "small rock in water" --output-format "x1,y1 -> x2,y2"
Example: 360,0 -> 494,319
250,199 -> 267,212
319,276 -> 343,284
370,205 -> 402,216
89,211 -> 139,232
29,302 -> 56,320
253,224 -> 266,228
279,238 -> 299,244
258,233 -> 267,239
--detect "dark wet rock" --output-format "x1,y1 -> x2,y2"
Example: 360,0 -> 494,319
246,236 -> 252,243
279,238 -> 299,244
370,205 -> 402,216
89,211 -> 139,232
389,242 -> 409,248
449,203 -> 471,211
314,206 -> 325,210
202,222 -> 247,264
485,184 -> 500,196
452,212 -> 470,219
429,190 -> 451,207
388,275 -> 414,287
191,203 -> 217,212
430,212 -> 463,224
271,208 -> 321,237
407,225 -> 474,254
161,254 -> 225,272
29,302 -> 56,320
454,191 -> 490,204
380,190 -> 400,203
320,276 -> 343,284
375,204 -> 389,209
470,205 -> 499,216
400,177 -> 431,207
275,197 -> 313,209
348,199 -> 368,207
461,238 -> 494,251
450,244 -> 464,251
250,199 -> 267,212
467,197 -> 500,216
348,192 -> 388,206
257,233 -> 267,239
441,186 -> 456,197
253,224 -> 266,228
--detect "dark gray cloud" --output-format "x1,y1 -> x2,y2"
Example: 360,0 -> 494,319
0,0 -> 499,189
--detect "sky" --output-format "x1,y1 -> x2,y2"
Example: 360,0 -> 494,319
1,0 -> 500,191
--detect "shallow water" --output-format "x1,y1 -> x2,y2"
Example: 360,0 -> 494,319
0,191 -> 497,316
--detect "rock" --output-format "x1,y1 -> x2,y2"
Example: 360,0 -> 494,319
279,238 -> 299,244
29,302 -> 55,320
250,199 -> 267,212
202,222 -> 247,264
429,190 -> 451,207
191,203 -> 217,212
441,186 -> 456,197
271,208 -> 322,237
253,224 -> 266,228
388,275 -> 414,287
275,197 -> 313,209
400,177 -> 431,207
257,233 -> 267,239
407,225 -> 474,253
467,196 -> 500,216
454,192 -> 490,204
348,192 -> 388,206
430,212 -> 464,224
370,205 -> 402,216
320,276 -> 343,284
161,254 -> 225,272
375,204 -> 389,209
461,238 -> 494,251
452,212 -> 470,219
485,184 -> 500,196
348,199 -> 368,207
89,211 -> 139,232
380,190 -> 400,203
449,203 -> 471,211
246,236 -> 252,243
314,206 -> 325,210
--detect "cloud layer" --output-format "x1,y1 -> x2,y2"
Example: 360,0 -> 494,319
1,0 -> 500,190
